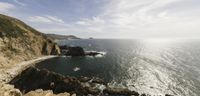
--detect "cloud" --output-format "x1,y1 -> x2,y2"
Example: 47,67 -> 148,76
39,28 -> 69,33
76,16 -> 105,25
0,2 -> 15,12
28,15 -> 65,24
13,0 -> 26,6
45,15 -> 65,23
102,0 -> 180,26
29,16 -> 52,23
19,0 -> 200,38
66,0 -> 200,38
76,21 -> 87,25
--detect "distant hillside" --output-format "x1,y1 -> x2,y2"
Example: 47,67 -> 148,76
46,34 -> 80,40
0,14 -> 60,67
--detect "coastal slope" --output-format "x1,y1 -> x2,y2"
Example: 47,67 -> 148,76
45,33 -> 80,40
0,14 -> 60,67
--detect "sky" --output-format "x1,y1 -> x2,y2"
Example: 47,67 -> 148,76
0,0 -> 200,39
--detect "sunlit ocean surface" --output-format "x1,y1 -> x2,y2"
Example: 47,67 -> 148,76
36,39 -> 200,96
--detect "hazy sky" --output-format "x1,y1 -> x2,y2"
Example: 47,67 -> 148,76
0,0 -> 200,38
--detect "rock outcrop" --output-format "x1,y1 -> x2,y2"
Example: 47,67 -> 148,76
9,67 -> 139,96
65,46 -> 85,56
42,42 -> 60,55
59,45 -> 103,57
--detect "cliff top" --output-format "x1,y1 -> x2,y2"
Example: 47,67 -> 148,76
0,14 -> 46,38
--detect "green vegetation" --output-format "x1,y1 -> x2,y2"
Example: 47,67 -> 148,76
0,14 -> 43,38
0,18 -> 24,37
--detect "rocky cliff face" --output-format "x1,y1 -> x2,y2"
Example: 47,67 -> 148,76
0,14 -> 60,67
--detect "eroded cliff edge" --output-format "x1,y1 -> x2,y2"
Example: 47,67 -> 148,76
0,14 -> 60,67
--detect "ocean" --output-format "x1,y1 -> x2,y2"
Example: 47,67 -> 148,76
36,39 -> 200,96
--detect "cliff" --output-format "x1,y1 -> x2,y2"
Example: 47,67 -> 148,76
0,14 -> 60,67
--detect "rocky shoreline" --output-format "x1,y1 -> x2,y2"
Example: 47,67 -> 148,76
0,43 -> 174,96
2,56 -> 174,96
0,54 -> 174,96
9,67 -> 140,96
0,56 -> 57,96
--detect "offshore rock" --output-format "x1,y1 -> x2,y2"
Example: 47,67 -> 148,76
65,46 -> 85,56
59,45 -> 103,57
